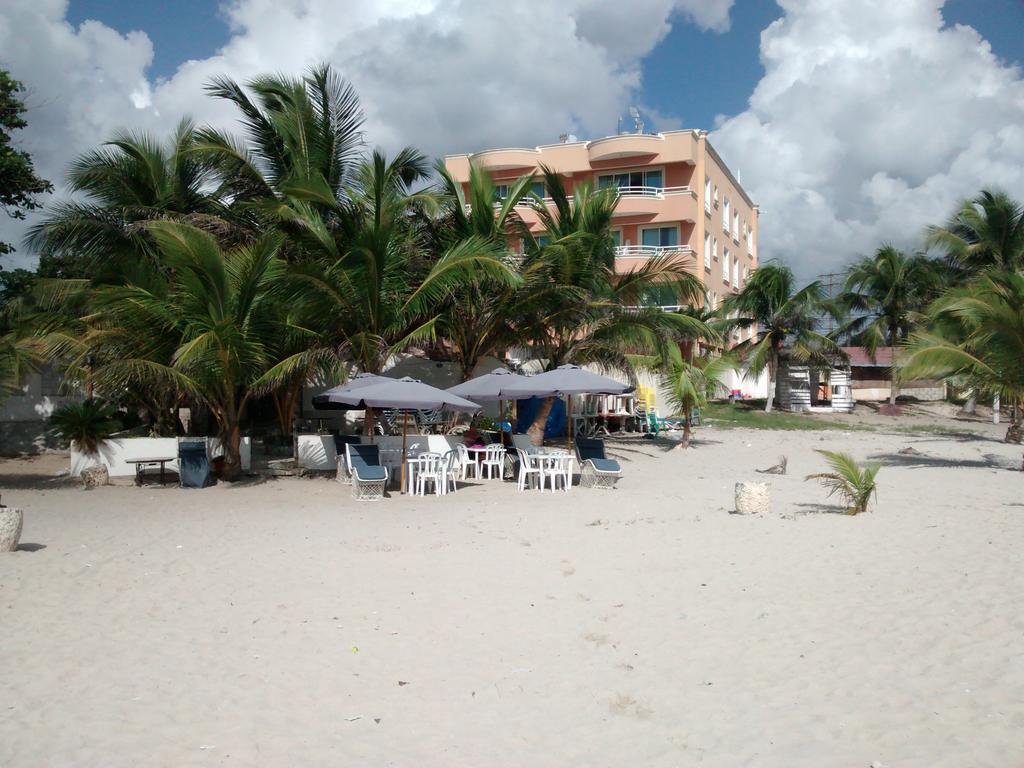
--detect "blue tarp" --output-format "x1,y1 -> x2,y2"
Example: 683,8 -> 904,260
516,397 -> 566,439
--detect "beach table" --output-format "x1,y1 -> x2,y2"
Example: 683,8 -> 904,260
126,456 -> 176,486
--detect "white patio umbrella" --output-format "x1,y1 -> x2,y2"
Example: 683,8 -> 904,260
447,367 -> 531,431
497,364 -> 634,447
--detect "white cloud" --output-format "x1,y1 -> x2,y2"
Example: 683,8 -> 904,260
711,0 -> 1024,280
0,0 -> 733,266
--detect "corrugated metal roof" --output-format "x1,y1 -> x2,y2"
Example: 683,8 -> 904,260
841,346 -> 894,367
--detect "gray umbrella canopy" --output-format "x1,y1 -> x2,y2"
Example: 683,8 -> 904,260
446,368 -> 531,402
497,364 -> 634,398
314,375 -> 481,413
312,373 -> 392,410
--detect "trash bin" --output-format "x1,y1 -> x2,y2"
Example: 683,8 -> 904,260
178,439 -> 211,488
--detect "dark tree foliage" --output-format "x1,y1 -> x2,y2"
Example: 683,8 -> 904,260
0,70 -> 52,255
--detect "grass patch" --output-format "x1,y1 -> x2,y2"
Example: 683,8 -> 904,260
702,401 -> 869,432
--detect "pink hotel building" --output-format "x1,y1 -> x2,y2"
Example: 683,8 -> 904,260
444,129 -> 759,314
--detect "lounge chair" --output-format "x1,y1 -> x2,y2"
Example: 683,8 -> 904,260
345,443 -> 389,500
574,436 -> 622,489
333,435 -> 361,484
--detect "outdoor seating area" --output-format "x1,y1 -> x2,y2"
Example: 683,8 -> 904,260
300,365 -> 648,500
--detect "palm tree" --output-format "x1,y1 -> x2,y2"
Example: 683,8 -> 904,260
659,349 -> 734,448
902,270 -> 1024,458
432,161 -> 535,380
195,63 -> 364,242
926,189 -> 1024,415
838,245 -> 940,405
724,264 -> 840,412
512,166 -> 709,442
284,149 -> 518,432
927,189 -> 1024,275
81,222 -> 333,479
26,119 -> 231,278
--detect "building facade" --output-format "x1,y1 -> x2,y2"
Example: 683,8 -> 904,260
443,129 -> 759,323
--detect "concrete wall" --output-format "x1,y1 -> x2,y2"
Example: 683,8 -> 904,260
70,437 -> 252,478
0,368 -> 82,454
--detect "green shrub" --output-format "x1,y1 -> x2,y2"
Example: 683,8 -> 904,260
49,399 -> 121,454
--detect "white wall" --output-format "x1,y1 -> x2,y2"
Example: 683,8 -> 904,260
71,437 -> 251,478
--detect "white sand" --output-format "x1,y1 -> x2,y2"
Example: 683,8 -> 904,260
1,423 -> 1023,767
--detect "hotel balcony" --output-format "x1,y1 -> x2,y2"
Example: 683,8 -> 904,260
614,244 -> 695,259
610,185 -> 696,218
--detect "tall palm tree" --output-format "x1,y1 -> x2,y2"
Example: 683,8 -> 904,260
838,245 -> 940,405
432,161 -> 535,380
724,263 -> 840,412
512,167 -> 709,442
81,222 -> 333,479
927,189 -> 1024,275
902,270 -> 1024,457
284,149 -> 519,431
26,119 -> 230,278
195,63 -> 364,238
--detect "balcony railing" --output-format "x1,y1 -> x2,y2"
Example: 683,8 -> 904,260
615,245 -> 695,259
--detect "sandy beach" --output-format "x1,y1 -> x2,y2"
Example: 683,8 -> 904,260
1,421 -> 1022,767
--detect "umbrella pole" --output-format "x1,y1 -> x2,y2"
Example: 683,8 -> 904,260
567,395 -> 573,450
401,412 -> 408,494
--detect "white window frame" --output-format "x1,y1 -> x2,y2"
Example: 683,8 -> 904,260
704,176 -> 711,214
723,247 -> 730,282
712,237 -> 718,262
732,255 -> 739,287
723,197 -> 731,234
703,233 -> 711,270
732,210 -> 740,242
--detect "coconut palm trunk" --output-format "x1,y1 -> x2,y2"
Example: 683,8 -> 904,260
526,396 -> 555,446
764,350 -> 778,413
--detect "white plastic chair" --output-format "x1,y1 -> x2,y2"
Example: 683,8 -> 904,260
439,450 -> 460,495
456,443 -> 477,480
545,453 -> 573,493
481,444 -> 505,480
414,452 -> 442,496
515,448 -> 542,491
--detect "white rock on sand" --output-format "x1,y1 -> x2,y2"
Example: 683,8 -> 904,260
0,423 -> 1022,767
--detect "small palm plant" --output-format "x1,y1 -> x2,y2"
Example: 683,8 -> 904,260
805,450 -> 880,515
49,399 -> 121,455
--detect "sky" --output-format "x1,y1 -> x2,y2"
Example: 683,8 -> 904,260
2,0 -> 1024,282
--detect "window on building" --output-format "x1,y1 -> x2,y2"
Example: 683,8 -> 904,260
703,233 -> 711,269
641,227 -> 678,249
713,186 -> 719,206
531,181 -> 546,198
611,229 -> 622,248
597,169 -> 664,191
704,176 -> 711,213
723,197 -> 731,233
536,234 -> 551,248
723,247 -> 730,282
493,183 -> 510,200
708,290 -> 718,310
746,225 -> 753,252
712,237 -> 718,261
640,284 -> 680,309
732,255 -> 739,286
732,210 -> 739,240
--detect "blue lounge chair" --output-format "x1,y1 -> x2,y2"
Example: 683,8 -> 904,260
345,443 -> 389,500
333,435 -> 361,484
574,436 -> 622,489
